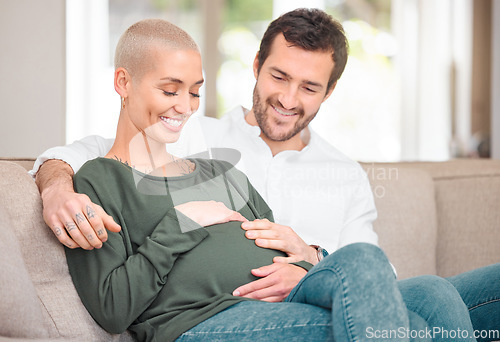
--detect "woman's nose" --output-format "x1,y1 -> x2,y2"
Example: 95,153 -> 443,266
174,93 -> 192,115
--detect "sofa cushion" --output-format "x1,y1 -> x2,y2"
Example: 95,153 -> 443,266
362,164 -> 438,279
0,206 -> 51,338
397,159 -> 500,277
0,157 -> 35,172
0,161 -> 135,341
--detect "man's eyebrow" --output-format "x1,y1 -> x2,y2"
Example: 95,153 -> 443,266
270,67 -> 290,79
270,67 -> 323,89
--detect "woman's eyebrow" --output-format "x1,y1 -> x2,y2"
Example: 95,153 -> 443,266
160,77 -> 183,84
159,77 -> 204,85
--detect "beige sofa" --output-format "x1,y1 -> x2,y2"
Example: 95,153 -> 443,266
1,157 -> 499,341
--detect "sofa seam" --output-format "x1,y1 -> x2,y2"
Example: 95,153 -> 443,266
434,174 -> 500,181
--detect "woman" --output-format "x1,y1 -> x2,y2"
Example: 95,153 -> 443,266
66,19 -> 476,342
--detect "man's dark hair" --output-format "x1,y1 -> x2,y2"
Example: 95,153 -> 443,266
257,8 -> 349,92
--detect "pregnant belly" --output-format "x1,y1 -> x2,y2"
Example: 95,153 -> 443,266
164,221 -> 286,298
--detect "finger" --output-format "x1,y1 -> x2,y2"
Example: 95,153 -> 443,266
62,198 -> 101,249
85,204 -> 109,243
44,212 -> 79,248
226,211 -> 248,222
234,278 -> 289,301
245,229 -> 280,240
255,295 -> 286,303
238,287 -> 287,301
240,219 -> 273,230
100,210 -> 121,233
232,276 -> 274,297
254,238 -> 288,252
48,219 -> 79,249
273,255 -> 302,263
61,214 -> 93,250
74,210 -> 103,249
251,263 -> 281,277
232,264 -> 278,297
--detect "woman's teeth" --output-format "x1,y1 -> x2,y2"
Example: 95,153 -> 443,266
160,116 -> 182,127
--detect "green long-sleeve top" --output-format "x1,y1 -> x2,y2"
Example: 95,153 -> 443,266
66,158 -> 311,342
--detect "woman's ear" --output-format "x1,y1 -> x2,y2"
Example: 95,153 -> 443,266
114,67 -> 130,98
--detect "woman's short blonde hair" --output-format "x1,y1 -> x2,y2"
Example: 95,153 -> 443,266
114,19 -> 199,80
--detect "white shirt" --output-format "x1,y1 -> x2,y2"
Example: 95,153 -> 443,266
32,106 -> 378,254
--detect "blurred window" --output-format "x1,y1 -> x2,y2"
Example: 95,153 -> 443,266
68,0 -> 471,161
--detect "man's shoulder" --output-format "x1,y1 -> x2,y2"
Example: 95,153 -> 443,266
309,130 -> 361,167
77,134 -> 114,145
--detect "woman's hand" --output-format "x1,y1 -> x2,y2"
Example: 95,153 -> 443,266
175,201 -> 248,227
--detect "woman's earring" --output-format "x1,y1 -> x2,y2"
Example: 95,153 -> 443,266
122,97 -> 125,109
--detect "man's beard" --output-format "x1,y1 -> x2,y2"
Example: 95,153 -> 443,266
252,85 -> 317,142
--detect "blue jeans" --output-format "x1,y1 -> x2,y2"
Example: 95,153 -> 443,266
447,263 -> 500,342
176,243 -> 476,341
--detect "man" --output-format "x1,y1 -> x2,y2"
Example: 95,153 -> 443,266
33,8 -> 497,340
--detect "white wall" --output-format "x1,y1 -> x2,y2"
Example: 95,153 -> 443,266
0,0 -> 66,158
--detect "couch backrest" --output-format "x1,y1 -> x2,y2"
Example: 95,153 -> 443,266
0,161 -> 134,341
387,159 -> 500,277
362,164 -> 438,279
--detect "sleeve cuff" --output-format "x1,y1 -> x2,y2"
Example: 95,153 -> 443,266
291,260 -> 314,272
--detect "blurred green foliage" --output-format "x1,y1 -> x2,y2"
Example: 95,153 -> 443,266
223,0 -> 272,24
151,0 -> 198,11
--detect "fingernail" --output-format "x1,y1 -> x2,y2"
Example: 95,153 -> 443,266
233,290 -> 240,296
246,231 -> 254,238
241,222 -> 249,228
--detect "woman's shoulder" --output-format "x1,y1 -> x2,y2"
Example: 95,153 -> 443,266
75,157 -> 131,185
191,158 -> 241,175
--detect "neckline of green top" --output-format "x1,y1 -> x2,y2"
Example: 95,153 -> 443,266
98,157 -> 201,181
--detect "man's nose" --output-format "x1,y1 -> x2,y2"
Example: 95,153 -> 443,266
278,85 -> 299,110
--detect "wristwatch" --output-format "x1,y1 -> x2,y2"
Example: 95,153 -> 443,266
310,244 -> 328,262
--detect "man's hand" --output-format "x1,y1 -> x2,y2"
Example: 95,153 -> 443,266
36,160 -> 121,250
175,201 -> 248,227
232,263 -> 306,302
241,219 -> 319,264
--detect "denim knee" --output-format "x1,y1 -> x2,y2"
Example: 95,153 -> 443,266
409,275 -> 461,297
323,243 -> 392,276
401,275 -> 468,312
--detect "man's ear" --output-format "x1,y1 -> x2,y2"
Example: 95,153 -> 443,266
252,52 -> 260,79
322,81 -> 337,103
114,67 -> 131,98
